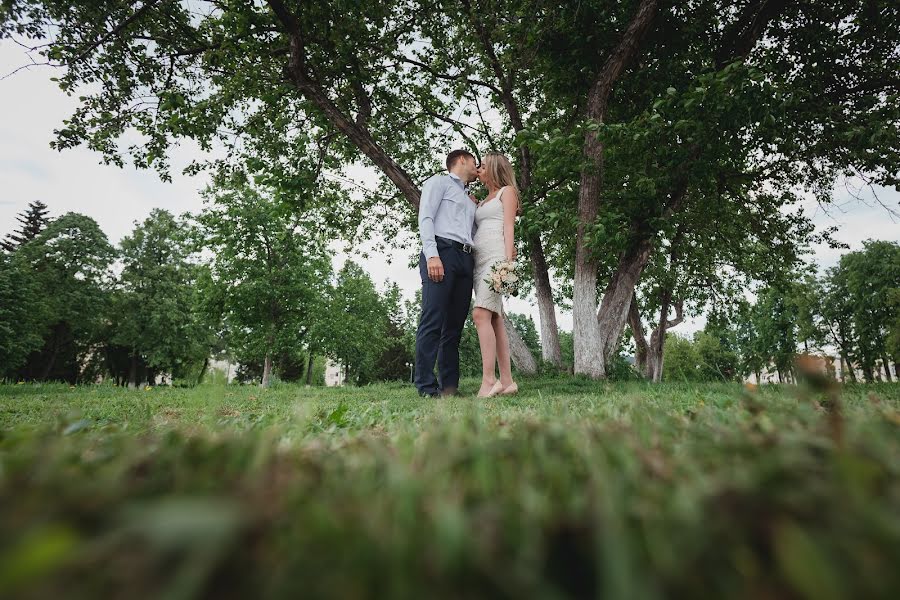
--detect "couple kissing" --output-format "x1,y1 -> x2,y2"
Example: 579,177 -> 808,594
414,149 -> 521,399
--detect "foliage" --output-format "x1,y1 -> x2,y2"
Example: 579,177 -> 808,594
888,289 -> 900,369
109,209 -> 214,385
663,326 -> 740,383
10,213 -> 115,382
694,329 -> 740,382
729,242 -> 900,383
0,254 -> 44,378
197,180 -> 332,385
1,380 -> 898,598
317,262 -> 387,386
833,240 -> 900,380
662,334 -> 702,382
371,282 -> 415,382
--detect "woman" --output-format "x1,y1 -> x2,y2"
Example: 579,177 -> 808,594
472,152 -> 520,398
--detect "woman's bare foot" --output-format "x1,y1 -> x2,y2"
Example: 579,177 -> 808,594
477,380 -> 502,398
499,382 -> 518,395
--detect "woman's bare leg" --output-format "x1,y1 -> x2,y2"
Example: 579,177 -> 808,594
492,312 -> 514,387
473,307 -> 497,396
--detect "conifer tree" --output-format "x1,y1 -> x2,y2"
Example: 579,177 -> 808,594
2,200 -> 50,252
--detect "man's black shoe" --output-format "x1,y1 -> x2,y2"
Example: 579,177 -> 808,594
440,387 -> 461,398
419,391 -> 441,399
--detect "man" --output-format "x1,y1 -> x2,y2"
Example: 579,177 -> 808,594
415,149 -> 479,397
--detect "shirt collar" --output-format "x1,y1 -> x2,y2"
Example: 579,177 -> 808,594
448,172 -> 468,191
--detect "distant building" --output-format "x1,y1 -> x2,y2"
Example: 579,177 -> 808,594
325,359 -> 345,387
207,358 -> 237,383
742,353 -> 891,384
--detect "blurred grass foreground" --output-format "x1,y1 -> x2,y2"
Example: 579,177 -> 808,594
1,378 -> 899,599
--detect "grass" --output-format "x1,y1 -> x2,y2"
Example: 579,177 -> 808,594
1,377 -> 899,599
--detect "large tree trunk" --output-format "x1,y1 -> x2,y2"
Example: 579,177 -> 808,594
504,316 -> 538,375
528,235 -> 562,366
573,0 -> 659,378
592,238 -> 655,374
881,355 -> 893,382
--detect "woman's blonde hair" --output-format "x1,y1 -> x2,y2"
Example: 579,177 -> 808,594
482,152 -> 521,214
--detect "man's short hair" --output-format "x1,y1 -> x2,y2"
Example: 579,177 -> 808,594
446,149 -> 475,171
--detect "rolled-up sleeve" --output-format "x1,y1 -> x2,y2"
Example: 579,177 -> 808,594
418,177 -> 443,259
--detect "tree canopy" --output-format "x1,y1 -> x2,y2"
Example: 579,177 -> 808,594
3,0 -> 898,378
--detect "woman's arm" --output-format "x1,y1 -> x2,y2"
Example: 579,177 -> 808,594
501,188 -> 519,261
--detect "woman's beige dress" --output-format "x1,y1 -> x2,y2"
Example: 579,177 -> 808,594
473,186 -> 508,315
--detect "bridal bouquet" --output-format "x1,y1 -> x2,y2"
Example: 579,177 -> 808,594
485,259 -> 521,297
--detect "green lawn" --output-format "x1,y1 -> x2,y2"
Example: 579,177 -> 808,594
1,378 -> 899,599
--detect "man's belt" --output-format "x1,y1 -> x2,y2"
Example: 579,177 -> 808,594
436,236 -> 473,254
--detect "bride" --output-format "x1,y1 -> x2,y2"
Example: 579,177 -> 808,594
472,152 -> 520,398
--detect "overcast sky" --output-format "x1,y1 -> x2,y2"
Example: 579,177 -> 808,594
2,41 -> 898,336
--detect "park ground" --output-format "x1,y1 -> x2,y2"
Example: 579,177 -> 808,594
1,378 -> 899,599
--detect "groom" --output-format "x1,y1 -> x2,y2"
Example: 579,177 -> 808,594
415,149 -> 479,397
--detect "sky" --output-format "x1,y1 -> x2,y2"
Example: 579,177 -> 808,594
2,40 -> 898,338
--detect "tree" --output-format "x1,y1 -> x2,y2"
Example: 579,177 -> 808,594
110,209 -> 214,386
662,334 -> 701,382
317,262 -> 386,386
820,266 -> 860,383
1,200 -> 50,252
198,180 -> 332,387
499,0 -> 897,376
372,282 -> 415,382
790,274 -> 826,355
832,240 -> 900,382
731,300 -> 763,383
751,284 -> 800,383
12,213 -> 115,382
694,327 -> 740,382
0,253 -> 45,378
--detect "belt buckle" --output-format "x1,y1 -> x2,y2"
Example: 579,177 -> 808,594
462,243 -> 473,254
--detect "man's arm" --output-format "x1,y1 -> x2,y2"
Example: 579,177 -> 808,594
418,176 -> 443,259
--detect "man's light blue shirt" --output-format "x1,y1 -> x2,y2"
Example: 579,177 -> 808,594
418,172 -> 477,259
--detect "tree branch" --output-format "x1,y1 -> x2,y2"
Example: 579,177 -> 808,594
266,0 -> 421,208
585,0 -> 659,122
666,299 -> 684,329
73,0 -> 164,63
398,57 -> 501,95
422,108 -> 481,161
715,0 -> 790,69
